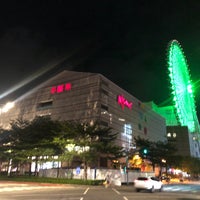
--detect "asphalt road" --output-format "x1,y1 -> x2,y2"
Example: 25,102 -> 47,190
0,182 -> 200,200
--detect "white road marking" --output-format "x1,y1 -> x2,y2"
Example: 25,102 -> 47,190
123,196 -> 129,200
83,187 -> 90,195
112,188 -> 120,195
112,188 -> 129,200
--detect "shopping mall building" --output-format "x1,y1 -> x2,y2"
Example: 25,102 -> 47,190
1,70 -> 200,179
0,70 -> 166,151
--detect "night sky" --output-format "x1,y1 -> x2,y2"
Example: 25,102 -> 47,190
0,1 -> 200,118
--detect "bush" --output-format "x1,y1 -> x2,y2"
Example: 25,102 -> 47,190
0,175 -> 103,185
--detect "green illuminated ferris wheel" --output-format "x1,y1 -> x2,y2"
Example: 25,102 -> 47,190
167,40 -> 198,133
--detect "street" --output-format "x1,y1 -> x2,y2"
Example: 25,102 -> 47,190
0,182 -> 200,200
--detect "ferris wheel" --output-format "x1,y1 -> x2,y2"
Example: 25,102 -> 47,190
167,39 -> 198,133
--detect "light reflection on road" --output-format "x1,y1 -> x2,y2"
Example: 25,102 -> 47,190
163,183 -> 200,193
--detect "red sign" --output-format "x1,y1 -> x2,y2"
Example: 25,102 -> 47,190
51,83 -> 71,94
117,95 -> 133,110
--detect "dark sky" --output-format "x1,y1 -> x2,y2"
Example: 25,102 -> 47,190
0,0 -> 200,117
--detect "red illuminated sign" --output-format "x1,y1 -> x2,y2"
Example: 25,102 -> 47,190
51,83 -> 71,94
118,95 -> 133,110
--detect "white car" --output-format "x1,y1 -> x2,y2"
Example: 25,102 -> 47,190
134,176 -> 163,192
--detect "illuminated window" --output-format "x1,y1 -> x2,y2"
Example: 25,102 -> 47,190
172,133 -> 176,138
122,124 -> 133,149
167,132 -> 171,137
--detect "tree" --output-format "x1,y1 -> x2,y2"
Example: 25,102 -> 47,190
64,121 -> 124,180
0,118 -> 31,175
0,118 -> 124,178
0,116 -> 65,175
134,136 -> 177,172
179,156 -> 200,177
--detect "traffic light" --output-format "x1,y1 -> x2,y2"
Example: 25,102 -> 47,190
143,148 -> 148,154
139,147 -> 149,158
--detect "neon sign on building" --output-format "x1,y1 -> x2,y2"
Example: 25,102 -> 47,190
117,95 -> 133,110
51,83 -> 71,94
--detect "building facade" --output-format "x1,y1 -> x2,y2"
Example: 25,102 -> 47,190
167,126 -> 192,157
0,70 -> 167,159
149,101 -> 200,158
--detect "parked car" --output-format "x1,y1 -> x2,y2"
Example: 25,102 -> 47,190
134,176 -> 163,192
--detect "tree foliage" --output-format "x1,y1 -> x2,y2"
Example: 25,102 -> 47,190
0,117 -> 124,178
134,136 -> 177,168
59,121 -> 124,179
67,121 -> 124,158
0,116 -> 66,175
134,136 -> 200,175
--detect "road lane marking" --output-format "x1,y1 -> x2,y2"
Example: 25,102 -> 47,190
112,188 -> 129,200
112,188 -> 120,195
83,187 -> 90,195
123,196 -> 128,200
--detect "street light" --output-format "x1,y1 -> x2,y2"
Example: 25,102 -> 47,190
0,102 -> 15,126
1,102 -> 15,113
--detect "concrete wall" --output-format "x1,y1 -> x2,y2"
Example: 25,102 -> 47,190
39,168 -> 155,185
